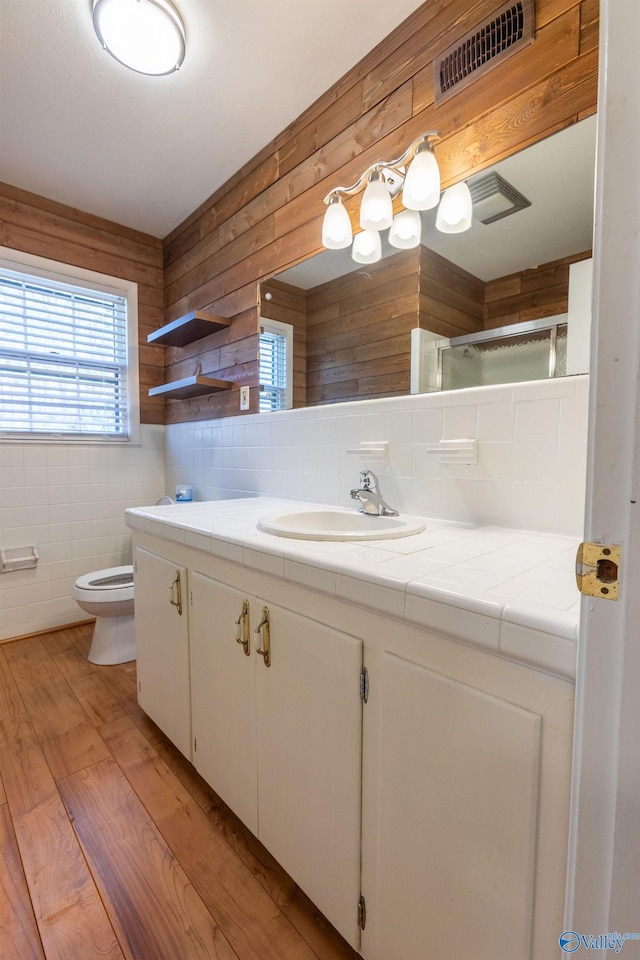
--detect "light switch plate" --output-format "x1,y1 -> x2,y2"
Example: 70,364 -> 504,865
240,385 -> 250,410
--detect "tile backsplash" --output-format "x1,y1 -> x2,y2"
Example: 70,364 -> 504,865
0,377 -> 588,642
165,375 -> 588,538
0,424 -> 165,641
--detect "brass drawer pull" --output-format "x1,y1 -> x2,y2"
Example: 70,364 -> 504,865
234,599 -> 251,656
255,606 -> 271,667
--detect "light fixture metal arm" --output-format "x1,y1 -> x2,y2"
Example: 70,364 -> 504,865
322,131 -> 439,204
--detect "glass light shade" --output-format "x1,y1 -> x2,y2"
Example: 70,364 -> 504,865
322,196 -> 352,249
402,144 -> 441,211
92,0 -> 186,76
359,172 -> 393,231
388,209 -> 421,249
352,230 -> 382,264
435,182 -> 473,234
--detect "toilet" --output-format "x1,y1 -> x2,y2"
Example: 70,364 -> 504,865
72,565 -> 135,665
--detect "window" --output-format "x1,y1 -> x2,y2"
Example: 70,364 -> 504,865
259,318 -> 293,412
0,248 -> 139,441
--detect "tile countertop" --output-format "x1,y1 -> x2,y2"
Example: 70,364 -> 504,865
125,497 -> 582,682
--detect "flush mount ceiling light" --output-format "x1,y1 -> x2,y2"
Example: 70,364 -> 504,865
92,0 -> 186,76
322,131 -> 472,263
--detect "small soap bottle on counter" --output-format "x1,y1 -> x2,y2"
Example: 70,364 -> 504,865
175,485 -> 193,502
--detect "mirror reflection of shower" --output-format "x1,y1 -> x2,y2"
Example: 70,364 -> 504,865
411,257 -> 592,393
440,321 -> 567,391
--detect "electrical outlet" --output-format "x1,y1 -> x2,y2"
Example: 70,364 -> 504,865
240,385 -> 250,410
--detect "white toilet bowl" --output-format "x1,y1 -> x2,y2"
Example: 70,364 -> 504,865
72,565 -> 135,665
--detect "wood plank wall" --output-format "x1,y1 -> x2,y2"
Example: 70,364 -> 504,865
484,249 -> 592,328
259,279 -> 307,408
282,246 -> 484,406
418,246 -> 485,338
0,183 -> 164,425
304,248 -> 420,405
260,241 -> 582,407
162,0 -> 598,423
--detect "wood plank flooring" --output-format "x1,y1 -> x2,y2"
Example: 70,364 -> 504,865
0,624 -> 360,960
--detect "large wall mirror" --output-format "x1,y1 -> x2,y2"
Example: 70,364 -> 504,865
259,115 -> 596,408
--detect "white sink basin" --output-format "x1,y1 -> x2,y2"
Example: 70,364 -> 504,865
257,508 -> 426,541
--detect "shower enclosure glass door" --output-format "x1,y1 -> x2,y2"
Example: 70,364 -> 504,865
438,317 -> 568,391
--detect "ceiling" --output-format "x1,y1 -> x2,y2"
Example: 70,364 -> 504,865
0,0 -> 425,239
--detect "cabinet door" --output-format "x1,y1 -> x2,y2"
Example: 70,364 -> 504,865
133,547 -> 191,758
373,651 -> 541,960
189,573 -> 258,834
257,604 -> 363,949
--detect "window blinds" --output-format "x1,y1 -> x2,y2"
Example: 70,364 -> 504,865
0,266 -> 129,438
259,328 -> 288,412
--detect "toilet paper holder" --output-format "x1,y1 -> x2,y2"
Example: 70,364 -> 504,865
1,545 -> 39,573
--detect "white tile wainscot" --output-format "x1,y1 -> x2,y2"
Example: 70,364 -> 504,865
125,497 -> 578,960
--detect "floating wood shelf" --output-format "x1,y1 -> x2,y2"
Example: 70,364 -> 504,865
148,376 -> 234,400
147,310 -> 232,347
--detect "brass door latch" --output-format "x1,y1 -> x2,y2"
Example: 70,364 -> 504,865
576,542 -> 621,600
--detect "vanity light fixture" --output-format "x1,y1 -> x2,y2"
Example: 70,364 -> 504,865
321,131 -> 472,262
401,140 -> 441,210
435,181 -> 473,234
359,169 -> 395,231
352,229 -> 382,264
322,195 -> 352,249
388,208 -> 422,249
92,0 -> 186,76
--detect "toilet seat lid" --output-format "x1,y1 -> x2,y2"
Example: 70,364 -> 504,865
75,564 -> 134,591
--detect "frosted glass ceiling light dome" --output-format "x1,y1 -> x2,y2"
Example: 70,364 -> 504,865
322,195 -> 352,249
92,0 -> 186,76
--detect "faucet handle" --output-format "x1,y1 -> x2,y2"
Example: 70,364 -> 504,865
360,469 -> 378,491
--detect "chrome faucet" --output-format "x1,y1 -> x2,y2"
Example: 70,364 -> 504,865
350,470 -> 399,517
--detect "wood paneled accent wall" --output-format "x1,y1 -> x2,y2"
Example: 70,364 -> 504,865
418,246 -> 485,339
484,249 -> 592,328
277,246 -> 485,407
259,278 -> 307,408
259,241 -> 580,407
161,0 -> 598,422
305,248 -> 420,405
0,182 -> 164,425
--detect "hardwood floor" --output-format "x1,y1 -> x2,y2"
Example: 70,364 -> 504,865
0,624 -> 360,960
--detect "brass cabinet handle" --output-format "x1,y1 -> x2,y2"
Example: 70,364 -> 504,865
234,599 -> 251,656
255,606 -> 271,667
168,570 -> 183,616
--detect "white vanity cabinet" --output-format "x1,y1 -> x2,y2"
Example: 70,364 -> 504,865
133,546 -> 191,759
129,524 -> 574,960
359,637 -> 573,960
189,575 -> 258,832
369,653 -> 541,959
189,571 -> 364,949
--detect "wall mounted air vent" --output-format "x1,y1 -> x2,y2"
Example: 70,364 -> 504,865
434,0 -> 535,106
